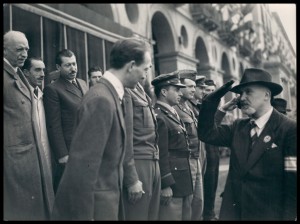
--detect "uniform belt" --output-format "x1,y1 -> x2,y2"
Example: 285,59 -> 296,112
190,151 -> 199,159
168,150 -> 191,158
134,151 -> 159,160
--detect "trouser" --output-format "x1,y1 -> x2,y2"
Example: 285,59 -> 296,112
189,158 -> 204,220
203,144 -> 220,220
159,194 -> 193,220
123,160 -> 161,220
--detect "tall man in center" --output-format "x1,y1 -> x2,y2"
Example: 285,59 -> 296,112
51,37 -> 152,220
174,70 -> 205,220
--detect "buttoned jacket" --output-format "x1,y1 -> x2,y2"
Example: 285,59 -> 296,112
4,60 -> 54,220
198,100 -> 297,220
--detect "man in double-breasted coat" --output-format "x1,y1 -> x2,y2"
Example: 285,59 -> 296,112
4,30 -> 54,220
198,68 -> 296,221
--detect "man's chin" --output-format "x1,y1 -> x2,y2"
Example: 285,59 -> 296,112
241,107 -> 256,116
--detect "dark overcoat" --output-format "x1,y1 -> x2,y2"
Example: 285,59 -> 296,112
198,100 -> 297,220
4,60 -> 54,220
51,77 -> 136,220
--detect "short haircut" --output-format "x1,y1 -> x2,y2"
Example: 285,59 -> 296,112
88,66 -> 103,78
109,37 -> 150,69
55,49 -> 75,65
22,57 -> 43,71
154,85 -> 171,98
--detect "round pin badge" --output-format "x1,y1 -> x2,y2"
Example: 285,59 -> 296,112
264,135 -> 271,143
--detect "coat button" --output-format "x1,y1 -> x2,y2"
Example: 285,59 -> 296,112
233,203 -> 236,206
21,100 -> 25,104
178,131 -> 180,134
174,167 -> 177,170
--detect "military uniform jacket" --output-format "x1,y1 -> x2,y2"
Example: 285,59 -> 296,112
174,103 -> 198,152
154,102 -> 193,197
125,85 -> 159,160
198,100 -> 297,220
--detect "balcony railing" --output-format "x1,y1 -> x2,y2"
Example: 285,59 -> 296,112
190,4 -> 221,32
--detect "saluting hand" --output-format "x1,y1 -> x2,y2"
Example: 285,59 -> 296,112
204,80 -> 235,102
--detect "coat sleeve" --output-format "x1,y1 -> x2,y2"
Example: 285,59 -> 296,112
43,85 -> 69,160
51,96 -> 114,220
198,100 -> 233,147
282,120 -> 297,220
123,89 -> 139,188
157,116 -> 175,189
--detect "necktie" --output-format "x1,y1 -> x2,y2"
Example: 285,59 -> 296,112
248,120 -> 258,157
172,108 -> 180,121
250,120 -> 258,146
72,80 -> 79,89
34,88 -> 39,98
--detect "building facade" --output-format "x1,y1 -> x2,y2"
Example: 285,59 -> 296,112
3,3 -> 296,118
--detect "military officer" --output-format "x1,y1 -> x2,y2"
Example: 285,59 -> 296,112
152,71 -> 193,220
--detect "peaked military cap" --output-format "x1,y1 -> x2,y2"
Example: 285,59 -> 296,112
178,69 -> 197,81
195,75 -> 207,87
151,71 -> 186,88
204,79 -> 216,87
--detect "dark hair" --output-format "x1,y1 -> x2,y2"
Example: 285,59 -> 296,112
55,49 -> 75,65
154,85 -> 171,98
22,57 -> 43,71
109,37 -> 150,69
88,66 -> 103,78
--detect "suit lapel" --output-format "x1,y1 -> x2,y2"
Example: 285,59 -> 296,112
156,102 -> 182,125
235,120 -> 252,172
77,79 -> 88,95
242,110 -> 280,175
63,79 -> 83,98
101,78 -> 126,140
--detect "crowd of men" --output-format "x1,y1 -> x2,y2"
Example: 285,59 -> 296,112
3,30 -> 296,221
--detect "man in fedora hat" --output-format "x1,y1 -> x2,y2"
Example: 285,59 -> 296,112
197,68 -> 296,220
272,98 -> 291,115
152,71 -> 194,220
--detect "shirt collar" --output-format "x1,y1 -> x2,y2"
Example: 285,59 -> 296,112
252,107 -> 273,129
157,100 -> 177,114
103,71 -> 124,100
4,58 -> 18,73
28,85 -> 43,99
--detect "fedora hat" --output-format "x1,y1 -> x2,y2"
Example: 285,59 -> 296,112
230,68 -> 283,96
272,98 -> 291,114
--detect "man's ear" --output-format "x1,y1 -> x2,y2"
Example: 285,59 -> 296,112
161,88 -> 167,97
126,60 -> 135,72
56,64 -> 61,71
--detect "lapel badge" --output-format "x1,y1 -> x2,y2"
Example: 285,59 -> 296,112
263,135 -> 271,143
